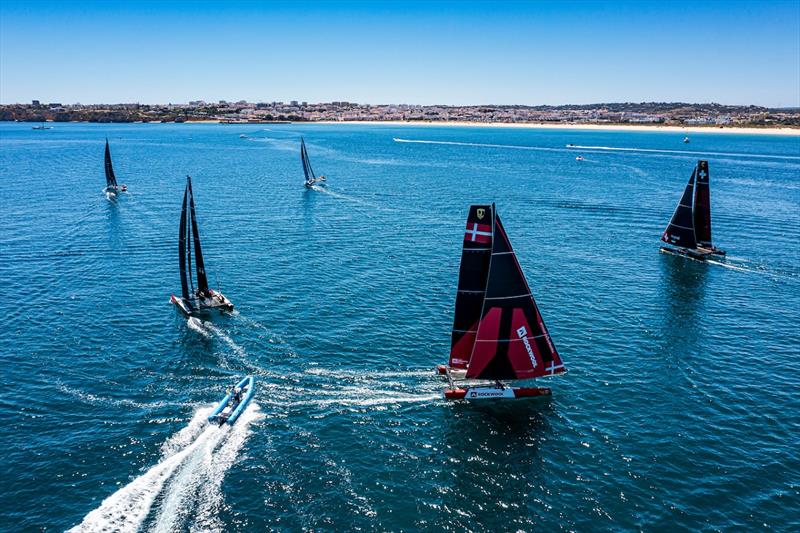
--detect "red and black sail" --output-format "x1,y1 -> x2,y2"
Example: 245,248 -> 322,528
449,205 -> 493,368
661,164 -> 698,249
104,139 -> 118,188
465,205 -> 565,380
692,160 -> 713,247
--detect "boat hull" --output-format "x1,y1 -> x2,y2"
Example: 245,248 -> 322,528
171,291 -> 234,317
208,376 -> 255,425
444,385 -> 552,401
660,245 -> 726,260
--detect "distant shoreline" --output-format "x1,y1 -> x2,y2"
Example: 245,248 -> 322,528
6,119 -> 799,135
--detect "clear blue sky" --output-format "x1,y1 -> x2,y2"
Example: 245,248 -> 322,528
1,0 -> 798,106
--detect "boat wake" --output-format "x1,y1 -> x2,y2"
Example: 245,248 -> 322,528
565,144 -> 800,161
393,137 -> 563,153
68,405 -> 261,533
187,316 -> 212,338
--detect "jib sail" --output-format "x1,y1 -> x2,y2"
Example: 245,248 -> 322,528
186,176 -> 210,296
661,164 -> 698,249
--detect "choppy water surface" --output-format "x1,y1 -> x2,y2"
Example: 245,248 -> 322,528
0,123 -> 798,531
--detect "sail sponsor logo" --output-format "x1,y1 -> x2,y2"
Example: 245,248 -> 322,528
476,208 -> 485,220
516,326 -> 537,368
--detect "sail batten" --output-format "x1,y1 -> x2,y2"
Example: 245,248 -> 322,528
464,205 -> 565,381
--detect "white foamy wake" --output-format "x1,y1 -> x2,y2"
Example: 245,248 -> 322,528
202,322 -> 246,359
68,405 -> 261,533
393,137 -> 563,153
187,317 -> 211,338
565,144 -> 800,161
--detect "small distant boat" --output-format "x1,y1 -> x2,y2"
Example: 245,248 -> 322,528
660,160 -> 725,259
32,123 -> 52,130
103,139 -> 127,195
683,137 -> 690,143
170,176 -> 234,316
436,204 -> 566,400
208,376 -> 255,426
575,156 -> 584,161
301,137 -> 327,188
239,134 -> 247,139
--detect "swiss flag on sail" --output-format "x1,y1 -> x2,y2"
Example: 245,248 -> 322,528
464,222 -> 492,243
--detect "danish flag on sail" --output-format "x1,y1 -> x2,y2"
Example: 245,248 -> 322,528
464,205 -> 566,380
464,222 -> 492,243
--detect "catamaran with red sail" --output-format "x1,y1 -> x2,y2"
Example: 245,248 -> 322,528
170,176 -> 234,316
104,139 -> 127,196
660,160 -> 725,259
436,204 -> 566,400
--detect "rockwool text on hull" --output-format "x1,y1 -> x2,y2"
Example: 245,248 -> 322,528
443,385 -> 552,400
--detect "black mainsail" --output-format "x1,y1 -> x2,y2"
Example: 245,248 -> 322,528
464,205 -> 565,380
301,138 -> 316,183
692,160 -> 713,248
449,205 -> 493,369
104,139 -> 118,189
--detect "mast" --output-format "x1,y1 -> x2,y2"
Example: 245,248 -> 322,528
186,176 -> 210,296
465,204 -> 565,380
661,165 -> 698,249
449,205 -> 493,369
301,138 -> 316,181
178,181 -> 190,300
692,160 -> 713,248
104,139 -> 118,188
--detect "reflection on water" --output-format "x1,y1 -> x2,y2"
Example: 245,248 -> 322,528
439,403 -> 551,528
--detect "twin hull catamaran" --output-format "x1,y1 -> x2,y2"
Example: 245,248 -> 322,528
170,176 -> 234,316
660,160 -> 725,259
104,139 -> 127,195
301,137 -> 326,188
437,204 -> 566,400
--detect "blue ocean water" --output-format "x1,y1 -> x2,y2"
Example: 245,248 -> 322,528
0,122 -> 798,531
